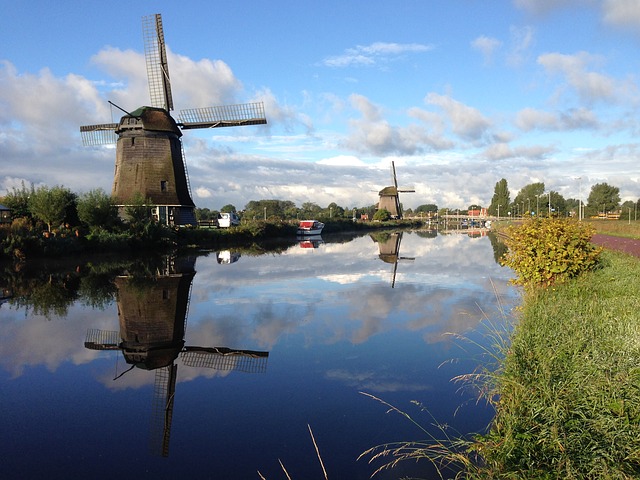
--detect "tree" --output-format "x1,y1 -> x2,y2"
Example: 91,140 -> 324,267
373,208 -> 391,221
415,204 -> 438,214
244,199 -> 296,220
620,200 -> 636,221
586,183 -> 620,217
513,182 -> 545,216
29,185 -> 73,232
488,179 -> 510,217
549,191 -> 566,217
195,207 -> 215,220
3,181 -> 35,219
77,188 -> 119,230
220,204 -> 237,213
124,192 -> 153,230
301,202 -> 321,218
325,202 -> 344,218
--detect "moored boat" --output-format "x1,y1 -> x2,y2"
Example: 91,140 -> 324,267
297,220 -> 324,235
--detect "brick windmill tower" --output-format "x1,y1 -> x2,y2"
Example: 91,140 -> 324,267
80,14 -> 267,226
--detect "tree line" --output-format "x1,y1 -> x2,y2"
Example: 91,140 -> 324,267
487,179 -> 639,220
2,179 -> 637,237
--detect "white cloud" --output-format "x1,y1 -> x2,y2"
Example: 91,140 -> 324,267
317,155 -> 365,166
321,42 -> 433,68
537,51 -> 626,103
514,0 -> 595,15
507,25 -> 535,67
602,0 -> 640,28
471,35 -> 502,65
425,93 -> 493,142
483,142 -> 556,161
515,107 -> 599,131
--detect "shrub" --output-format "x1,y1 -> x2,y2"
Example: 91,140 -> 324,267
373,208 -> 391,221
501,218 -> 602,287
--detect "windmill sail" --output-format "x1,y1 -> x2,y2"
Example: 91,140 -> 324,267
181,346 -> 269,373
179,102 -> 267,129
143,13 -> 173,111
80,123 -> 119,146
84,329 -> 121,350
150,363 -> 177,457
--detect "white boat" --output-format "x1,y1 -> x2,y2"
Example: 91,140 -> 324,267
297,220 -> 324,235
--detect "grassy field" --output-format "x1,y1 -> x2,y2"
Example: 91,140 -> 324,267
587,219 -> 640,239
469,250 -> 640,478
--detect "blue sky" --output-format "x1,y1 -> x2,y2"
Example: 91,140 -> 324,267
1,0 -> 640,210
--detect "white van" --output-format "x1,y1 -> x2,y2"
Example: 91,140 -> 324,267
218,212 -> 240,228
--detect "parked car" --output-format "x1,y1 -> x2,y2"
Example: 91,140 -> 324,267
217,212 -> 240,228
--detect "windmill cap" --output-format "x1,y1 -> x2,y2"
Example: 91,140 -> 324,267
116,106 -> 182,136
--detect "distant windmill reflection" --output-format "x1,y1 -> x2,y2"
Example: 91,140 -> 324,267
84,255 -> 268,457
371,232 -> 415,288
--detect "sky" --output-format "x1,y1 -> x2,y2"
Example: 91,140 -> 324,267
1,0 -> 640,211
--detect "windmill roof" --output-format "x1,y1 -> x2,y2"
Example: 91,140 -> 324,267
118,106 -> 181,136
378,186 -> 398,196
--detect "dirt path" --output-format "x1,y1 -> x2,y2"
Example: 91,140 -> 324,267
591,234 -> 640,258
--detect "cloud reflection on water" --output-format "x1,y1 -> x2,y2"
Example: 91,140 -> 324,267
0,232 -> 517,392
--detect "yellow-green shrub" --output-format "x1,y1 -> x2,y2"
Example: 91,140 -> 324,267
501,218 -> 602,287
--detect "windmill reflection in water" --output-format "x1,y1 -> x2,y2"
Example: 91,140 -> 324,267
84,255 -> 269,457
371,231 -> 416,288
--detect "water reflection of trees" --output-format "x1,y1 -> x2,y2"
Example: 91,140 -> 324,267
487,232 -> 508,264
0,255 -> 174,319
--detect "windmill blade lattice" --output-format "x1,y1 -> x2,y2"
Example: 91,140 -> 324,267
143,13 -> 173,111
181,346 -> 269,373
84,329 -> 121,350
179,102 -> 267,129
80,123 -> 119,146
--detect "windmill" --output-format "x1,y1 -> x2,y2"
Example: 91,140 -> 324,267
80,14 -> 267,226
377,161 -> 415,219
84,255 -> 269,457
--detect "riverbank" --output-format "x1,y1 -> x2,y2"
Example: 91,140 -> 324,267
0,218 -> 425,261
469,247 -> 640,478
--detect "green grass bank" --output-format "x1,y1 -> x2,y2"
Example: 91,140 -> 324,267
471,249 -> 640,478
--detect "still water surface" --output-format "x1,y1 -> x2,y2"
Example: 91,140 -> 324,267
0,231 -> 518,479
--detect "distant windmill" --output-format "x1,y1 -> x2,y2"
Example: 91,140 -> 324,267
377,161 -> 415,219
80,14 -> 267,226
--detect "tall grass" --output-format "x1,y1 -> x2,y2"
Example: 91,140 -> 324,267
469,250 -> 640,478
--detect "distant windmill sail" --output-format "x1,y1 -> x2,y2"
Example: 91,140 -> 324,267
79,13 -> 267,227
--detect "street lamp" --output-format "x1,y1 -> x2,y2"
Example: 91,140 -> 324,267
527,198 -> 531,216
576,176 -> 582,221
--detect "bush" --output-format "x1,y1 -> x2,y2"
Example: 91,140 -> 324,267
373,208 -> 391,221
501,218 -> 602,287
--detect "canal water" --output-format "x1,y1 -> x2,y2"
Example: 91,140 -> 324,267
0,230 -> 518,479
